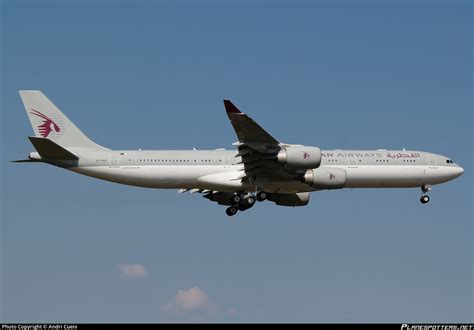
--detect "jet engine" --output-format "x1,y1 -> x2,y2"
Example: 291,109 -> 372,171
266,192 -> 310,206
277,146 -> 321,169
304,167 -> 346,189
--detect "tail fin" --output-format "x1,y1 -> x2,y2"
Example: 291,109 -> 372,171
19,90 -> 107,150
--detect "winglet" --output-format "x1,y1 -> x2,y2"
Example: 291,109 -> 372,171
223,100 -> 242,114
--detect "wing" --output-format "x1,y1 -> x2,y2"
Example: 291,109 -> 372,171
224,100 -> 280,150
224,100 -> 292,182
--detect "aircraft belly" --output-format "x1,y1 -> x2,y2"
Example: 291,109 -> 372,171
197,171 -> 254,192
70,164 -> 457,191
71,166 -> 232,189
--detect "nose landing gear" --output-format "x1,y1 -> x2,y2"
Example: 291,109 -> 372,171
420,185 -> 431,204
420,195 -> 430,204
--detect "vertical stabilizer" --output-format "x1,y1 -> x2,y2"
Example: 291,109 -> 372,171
19,90 -> 107,150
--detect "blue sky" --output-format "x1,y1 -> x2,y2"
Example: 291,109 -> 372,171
1,0 -> 472,323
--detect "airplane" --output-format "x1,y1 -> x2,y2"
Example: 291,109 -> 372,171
15,91 -> 464,216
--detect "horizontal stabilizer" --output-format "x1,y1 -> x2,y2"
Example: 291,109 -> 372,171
11,159 -> 40,163
28,136 -> 78,160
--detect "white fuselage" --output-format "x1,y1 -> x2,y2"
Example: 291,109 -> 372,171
64,149 -> 464,193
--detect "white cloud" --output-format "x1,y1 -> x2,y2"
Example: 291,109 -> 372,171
160,287 -> 217,316
118,264 -> 149,279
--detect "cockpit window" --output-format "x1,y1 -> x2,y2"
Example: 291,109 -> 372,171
446,159 -> 454,164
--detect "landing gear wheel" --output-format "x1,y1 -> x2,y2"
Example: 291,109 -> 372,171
256,191 -> 267,202
246,196 -> 256,205
226,206 -> 238,216
239,196 -> 256,211
420,195 -> 430,204
230,194 -> 241,204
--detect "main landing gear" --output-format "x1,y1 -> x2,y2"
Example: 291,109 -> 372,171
420,185 -> 431,204
256,191 -> 267,202
226,206 -> 238,216
225,192 -> 266,216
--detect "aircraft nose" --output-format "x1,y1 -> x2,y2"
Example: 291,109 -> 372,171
452,165 -> 464,178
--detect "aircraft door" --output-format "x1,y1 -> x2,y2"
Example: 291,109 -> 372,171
109,153 -> 119,168
223,156 -> 231,168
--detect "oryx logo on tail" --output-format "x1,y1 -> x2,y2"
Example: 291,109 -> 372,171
30,109 -> 61,137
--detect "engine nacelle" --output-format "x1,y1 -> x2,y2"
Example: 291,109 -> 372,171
277,146 -> 321,169
267,192 -> 310,207
304,167 -> 347,189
